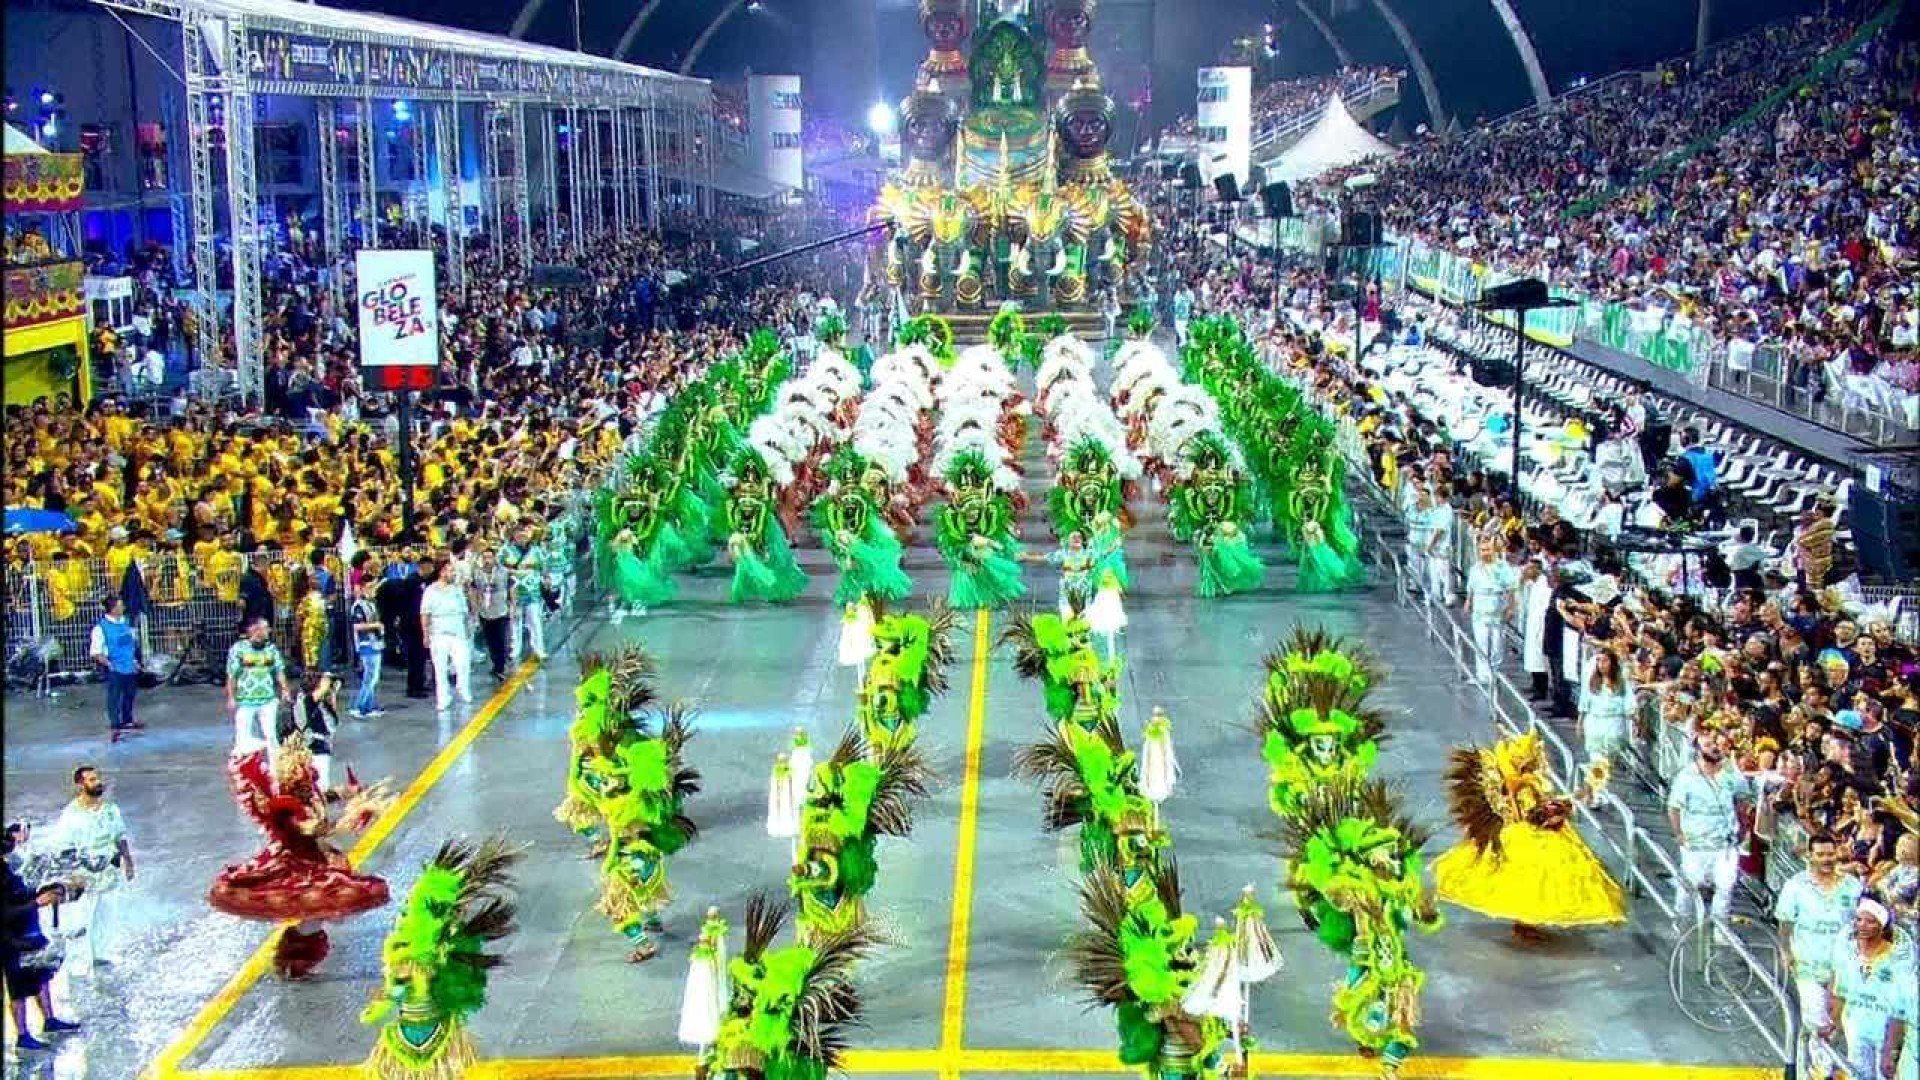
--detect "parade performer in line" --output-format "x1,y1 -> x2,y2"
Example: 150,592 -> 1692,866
1432,731 -> 1626,938
858,605 -> 958,754
723,445 -> 810,605
1050,438 -> 1128,542
209,738 -> 393,978
1168,433 -> 1265,598
936,450 -> 1028,610
1281,780 -> 1443,1078
596,698 -> 701,963
1288,451 -> 1367,593
1256,632 -> 1388,819
698,894 -> 880,1080
812,450 -> 915,608
597,457 -> 681,614
1065,862 -> 1244,1080
1003,609 -> 1120,735
361,836 -> 522,1080
1013,709 -> 1160,876
789,728 -> 932,943
554,649 -> 659,857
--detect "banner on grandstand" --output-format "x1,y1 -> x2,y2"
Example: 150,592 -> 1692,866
1195,66 -> 1252,189
748,75 -> 805,191
246,31 -> 363,86
355,249 -> 439,391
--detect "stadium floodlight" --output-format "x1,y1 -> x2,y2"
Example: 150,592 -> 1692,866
867,101 -> 896,136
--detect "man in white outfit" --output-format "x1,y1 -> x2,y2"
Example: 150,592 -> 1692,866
420,559 -> 474,711
1666,734 -> 1752,920
1424,482 -> 1457,606
50,765 -> 133,975
1520,560 -> 1555,700
1463,539 -> 1516,686
1775,832 -> 1861,1051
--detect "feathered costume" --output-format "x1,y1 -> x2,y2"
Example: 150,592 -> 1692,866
1065,861 -> 1242,1080
699,894 -> 881,1080
936,451 -> 1028,610
1256,632 -> 1388,820
1168,433 -> 1265,599
1012,710 -> 1167,878
1280,780 -> 1442,1077
1432,732 -> 1626,928
789,729 -> 932,944
857,605 -> 958,755
724,445 -> 810,604
554,648 -> 660,853
811,450 -> 914,607
208,738 -> 392,977
361,837 -> 521,1080
596,699 -> 702,961
1001,611 -> 1122,735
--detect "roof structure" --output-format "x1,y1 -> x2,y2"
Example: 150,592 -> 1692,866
1269,94 -> 1396,183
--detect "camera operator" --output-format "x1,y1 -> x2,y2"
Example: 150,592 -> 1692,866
3,822 -> 84,1051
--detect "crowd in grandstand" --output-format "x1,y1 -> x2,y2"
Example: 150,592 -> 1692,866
1158,64 -> 1401,146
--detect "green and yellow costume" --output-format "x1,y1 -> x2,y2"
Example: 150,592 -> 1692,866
594,699 -> 701,961
858,606 -> 958,755
937,450 -> 1028,610
1256,632 -> 1387,820
724,445 -> 810,605
554,649 -> 660,849
788,729 -> 931,944
810,450 -> 914,607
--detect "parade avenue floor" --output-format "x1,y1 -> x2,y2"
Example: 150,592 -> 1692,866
3,502 -> 1778,1080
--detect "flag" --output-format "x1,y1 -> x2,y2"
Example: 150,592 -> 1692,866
337,520 -> 359,567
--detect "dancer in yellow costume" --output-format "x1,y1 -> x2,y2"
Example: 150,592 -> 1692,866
1432,732 -> 1625,939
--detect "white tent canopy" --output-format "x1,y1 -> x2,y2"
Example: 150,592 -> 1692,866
1268,94 -> 1396,183
5,123 -> 48,154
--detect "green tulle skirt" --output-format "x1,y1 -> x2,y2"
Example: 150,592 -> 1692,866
731,524 -> 810,604
613,548 -> 677,608
946,546 -> 1029,610
1196,533 -> 1266,598
834,524 -> 913,606
667,489 -> 716,566
1296,538 -> 1367,593
1095,544 -> 1130,591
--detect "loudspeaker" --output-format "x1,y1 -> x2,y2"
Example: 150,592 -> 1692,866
1261,182 -> 1293,219
1213,173 -> 1241,203
1340,211 -> 1381,247
1849,485 -> 1920,581
1179,162 -> 1202,189
1477,277 -> 1553,310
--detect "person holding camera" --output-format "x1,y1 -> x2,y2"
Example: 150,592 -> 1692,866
50,764 -> 133,975
3,824 -> 83,1051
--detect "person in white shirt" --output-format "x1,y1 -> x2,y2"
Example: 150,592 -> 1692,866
1425,482 -> 1458,607
1520,560 -> 1555,700
1826,897 -> 1915,1080
1776,832 -> 1863,1044
50,765 -> 133,975
420,560 -> 474,711
1665,735 -> 1752,920
1463,539 -> 1516,685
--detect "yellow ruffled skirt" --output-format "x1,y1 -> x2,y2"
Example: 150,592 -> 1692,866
1432,822 -> 1626,927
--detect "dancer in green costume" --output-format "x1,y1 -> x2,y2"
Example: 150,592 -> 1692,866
595,699 -> 701,963
554,648 -> 660,854
857,606 -> 958,755
1001,610 -> 1120,735
788,729 -> 932,944
723,446 -> 809,604
697,894 -> 880,1080
1013,709 -> 1164,876
1049,437 -> 1127,541
361,837 -> 521,1080
1280,780 -> 1442,1078
811,450 -> 915,607
936,450 -> 1028,610
1255,631 -> 1388,820
1168,434 -> 1264,598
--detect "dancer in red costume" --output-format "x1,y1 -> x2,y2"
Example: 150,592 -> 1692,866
208,737 -> 392,977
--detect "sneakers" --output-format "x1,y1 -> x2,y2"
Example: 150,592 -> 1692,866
347,709 -> 369,720
14,1033 -> 50,1051
42,1019 -> 80,1033
366,708 -> 388,718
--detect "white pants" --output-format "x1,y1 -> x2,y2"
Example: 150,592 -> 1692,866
431,634 -> 473,708
511,600 -> 546,661
62,878 -> 121,974
1675,845 -> 1740,918
1425,550 -> 1454,605
1845,1014 -> 1895,1080
233,701 -> 277,753
1795,979 -> 1833,1036
1471,616 -> 1502,685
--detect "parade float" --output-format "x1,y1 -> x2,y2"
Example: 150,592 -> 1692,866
4,124 -> 92,407
872,0 -> 1151,314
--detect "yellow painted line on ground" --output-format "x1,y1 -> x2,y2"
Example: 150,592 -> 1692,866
175,1049 -> 1779,1080
150,659 -> 544,1080
936,610 -> 993,1078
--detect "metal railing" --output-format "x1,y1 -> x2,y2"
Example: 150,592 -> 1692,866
1285,361 -> 1797,1069
1706,344 -> 1918,447
1250,73 -> 1402,160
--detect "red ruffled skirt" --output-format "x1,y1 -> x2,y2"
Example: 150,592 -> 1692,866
209,843 -> 389,923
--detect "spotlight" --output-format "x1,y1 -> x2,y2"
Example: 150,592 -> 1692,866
38,89 -> 55,106
866,101 -> 896,136
747,0 -> 763,10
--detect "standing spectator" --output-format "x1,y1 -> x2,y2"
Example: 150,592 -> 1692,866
89,595 -> 142,742
49,765 -> 133,976
387,556 -> 430,700
1666,734 -> 1753,920
1425,482 -> 1458,606
2,827 -> 83,1051
226,616 -> 291,753
348,577 -> 386,719
472,545 -> 513,681
1463,538 -> 1516,686
1577,647 -> 1637,765
236,552 -> 275,636
1775,833 -> 1863,1051
420,558 -> 474,711
279,671 -> 339,789
1520,561 -> 1555,701
501,524 -> 548,663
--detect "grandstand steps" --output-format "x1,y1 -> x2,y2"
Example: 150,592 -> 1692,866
943,309 -> 1107,347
